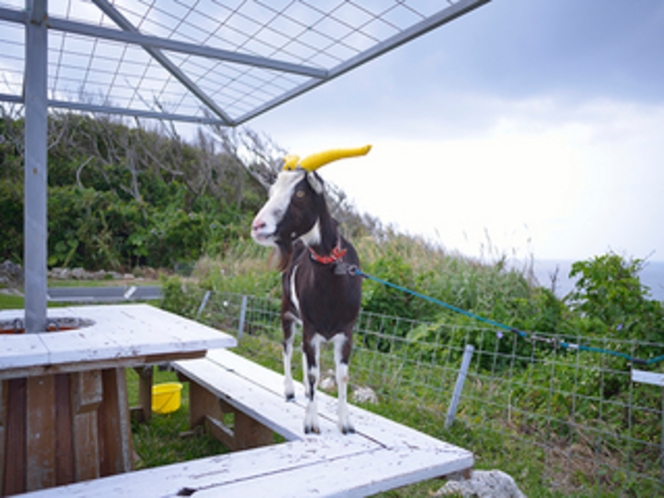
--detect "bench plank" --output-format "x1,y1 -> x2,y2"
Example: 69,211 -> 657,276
174,356 -> 342,441
202,349 -> 466,453
18,438 -> 380,497
20,440 -> 472,498
195,446 -> 474,498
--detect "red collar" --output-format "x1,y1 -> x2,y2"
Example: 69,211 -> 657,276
309,240 -> 347,265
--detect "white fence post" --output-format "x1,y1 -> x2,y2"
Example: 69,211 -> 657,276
445,344 -> 475,429
238,295 -> 248,339
195,290 -> 211,321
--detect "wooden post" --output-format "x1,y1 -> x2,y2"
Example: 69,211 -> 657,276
54,373 -> 74,486
234,411 -> 274,450
186,377 -> 273,451
97,369 -> 133,476
3,378 -> 27,495
71,370 -> 103,481
0,380 -> 6,491
131,366 -> 153,423
26,375 -> 57,491
188,379 -> 224,429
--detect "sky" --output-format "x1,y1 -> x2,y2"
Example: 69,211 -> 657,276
242,0 -> 664,264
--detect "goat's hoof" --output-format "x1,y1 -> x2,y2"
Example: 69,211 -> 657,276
285,392 -> 295,402
340,424 -> 355,435
304,424 -> 321,435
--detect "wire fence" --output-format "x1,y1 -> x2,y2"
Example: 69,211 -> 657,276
192,290 -> 664,496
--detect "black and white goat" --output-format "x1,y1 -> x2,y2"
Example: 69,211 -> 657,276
250,146 -> 370,434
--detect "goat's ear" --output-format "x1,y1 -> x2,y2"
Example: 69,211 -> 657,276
306,172 -> 324,194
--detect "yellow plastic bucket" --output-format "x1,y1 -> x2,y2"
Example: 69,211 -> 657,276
151,382 -> 183,414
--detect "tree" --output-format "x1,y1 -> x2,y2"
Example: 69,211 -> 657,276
567,252 -> 664,342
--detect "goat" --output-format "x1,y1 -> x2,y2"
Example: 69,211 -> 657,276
250,145 -> 371,434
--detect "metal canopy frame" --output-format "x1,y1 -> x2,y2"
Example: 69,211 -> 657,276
0,0 -> 489,331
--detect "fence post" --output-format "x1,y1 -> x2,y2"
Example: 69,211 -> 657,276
445,344 -> 475,429
195,290 -> 211,321
238,295 -> 248,339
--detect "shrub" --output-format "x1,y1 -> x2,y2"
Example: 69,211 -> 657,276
567,253 -> 664,343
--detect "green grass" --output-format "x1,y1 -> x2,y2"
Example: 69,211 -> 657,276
229,332 -> 663,497
126,368 -> 228,469
0,291 -> 160,310
0,292 -> 72,310
0,293 -> 25,310
47,278 -> 159,288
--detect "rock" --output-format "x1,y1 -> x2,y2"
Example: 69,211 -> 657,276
71,267 -> 87,279
319,370 -> 336,391
0,260 -> 23,286
91,270 -> 107,280
435,470 -> 526,498
352,386 -> 378,404
318,374 -> 377,403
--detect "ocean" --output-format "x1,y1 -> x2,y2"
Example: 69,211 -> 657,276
531,259 -> 664,302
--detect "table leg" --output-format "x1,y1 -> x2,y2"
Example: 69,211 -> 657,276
0,380 -> 7,491
3,378 -> 26,496
71,370 -> 103,481
98,368 -> 133,476
1,368 -> 135,494
54,373 -> 74,485
186,378 -> 273,451
26,375 -> 57,491
188,379 -> 224,429
131,366 -> 153,423
234,411 -> 274,450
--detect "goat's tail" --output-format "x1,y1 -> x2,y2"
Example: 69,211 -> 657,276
283,145 -> 371,172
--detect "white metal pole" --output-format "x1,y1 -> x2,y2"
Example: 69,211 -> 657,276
24,0 -> 48,333
238,295 -> 248,339
445,344 -> 475,429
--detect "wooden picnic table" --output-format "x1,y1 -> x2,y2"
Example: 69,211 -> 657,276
0,304 -> 236,496
17,347 -> 474,498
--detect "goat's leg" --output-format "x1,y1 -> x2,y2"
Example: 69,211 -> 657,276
334,333 -> 355,434
302,334 -> 321,434
282,319 -> 296,401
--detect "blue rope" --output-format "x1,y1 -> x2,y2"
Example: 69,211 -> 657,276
354,268 -> 664,366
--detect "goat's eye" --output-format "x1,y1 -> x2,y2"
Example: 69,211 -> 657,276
295,190 -> 305,198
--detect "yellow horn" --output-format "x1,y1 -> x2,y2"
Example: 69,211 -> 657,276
283,145 -> 372,172
282,154 -> 301,171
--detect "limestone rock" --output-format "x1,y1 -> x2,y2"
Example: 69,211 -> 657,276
352,386 -> 378,404
435,470 -> 526,498
0,260 -> 23,286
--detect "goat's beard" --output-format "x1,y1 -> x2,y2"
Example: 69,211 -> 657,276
269,240 -> 294,272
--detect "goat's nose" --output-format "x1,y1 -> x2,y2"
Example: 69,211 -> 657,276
252,219 -> 266,232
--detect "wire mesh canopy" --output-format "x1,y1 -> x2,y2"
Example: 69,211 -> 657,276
0,0 -> 488,126
0,0 -> 489,333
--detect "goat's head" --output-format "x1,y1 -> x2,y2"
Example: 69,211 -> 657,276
251,145 -> 371,252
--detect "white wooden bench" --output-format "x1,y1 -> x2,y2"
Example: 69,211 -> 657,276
21,349 -> 473,497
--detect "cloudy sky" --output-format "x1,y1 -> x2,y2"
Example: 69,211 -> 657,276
247,0 -> 664,263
